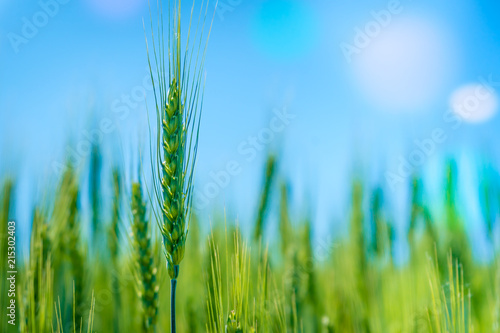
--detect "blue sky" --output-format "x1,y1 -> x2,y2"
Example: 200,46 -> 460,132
1,0 -> 500,258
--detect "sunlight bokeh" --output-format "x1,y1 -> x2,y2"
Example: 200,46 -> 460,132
352,16 -> 456,112
450,83 -> 499,123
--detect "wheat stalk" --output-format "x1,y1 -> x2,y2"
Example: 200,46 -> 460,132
65,174 -> 86,331
131,182 -> 159,332
279,181 -> 291,256
109,170 -> 121,262
146,0 -> 214,331
51,164 -> 86,330
89,144 -> 102,248
20,208 -> 53,333
254,154 -> 277,241
109,169 -> 122,332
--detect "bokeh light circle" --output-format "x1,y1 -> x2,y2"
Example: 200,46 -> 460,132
351,17 -> 454,111
450,84 -> 498,123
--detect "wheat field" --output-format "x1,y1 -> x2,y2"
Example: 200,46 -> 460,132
1,152 -> 499,332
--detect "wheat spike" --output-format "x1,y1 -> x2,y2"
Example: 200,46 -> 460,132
131,182 -> 159,332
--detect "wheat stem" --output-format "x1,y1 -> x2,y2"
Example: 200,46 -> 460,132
254,155 -> 277,241
170,269 -> 178,333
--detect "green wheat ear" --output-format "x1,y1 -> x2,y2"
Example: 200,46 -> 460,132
160,77 -> 186,279
147,0 -> 214,276
146,0 -> 215,331
131,182 -> 159,333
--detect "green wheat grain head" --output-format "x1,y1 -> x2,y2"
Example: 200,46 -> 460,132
131,181 -> 159,332
20,207 -> 53,333
48,163 -> 87,330
147,0 -> 214,280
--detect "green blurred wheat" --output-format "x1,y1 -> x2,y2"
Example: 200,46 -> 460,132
131,182 -> 159,332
